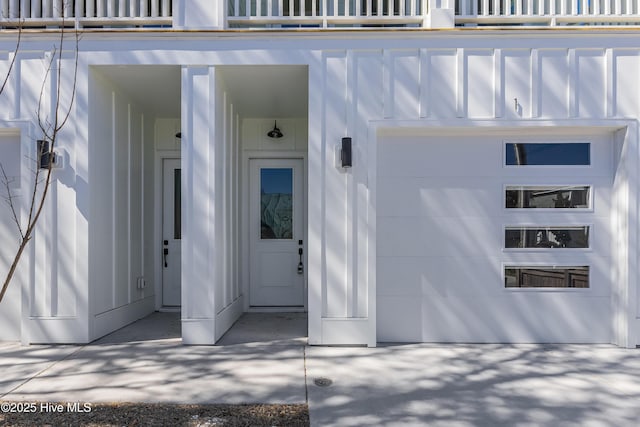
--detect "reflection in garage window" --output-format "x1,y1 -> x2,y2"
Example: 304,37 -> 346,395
505,186 -> 590,209
505,226 -> 589,249
505,266 -> 589,288
505,143 -> 590,165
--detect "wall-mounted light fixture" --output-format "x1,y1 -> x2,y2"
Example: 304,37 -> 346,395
37,139 -> 64,169
341,137 -> 352,168
37,139 -> 54,169
267,121 -> 283,139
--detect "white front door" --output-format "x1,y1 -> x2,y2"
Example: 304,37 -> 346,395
162,158 -> 181,306
249,159 -> 305,307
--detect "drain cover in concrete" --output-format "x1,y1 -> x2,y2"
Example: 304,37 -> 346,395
314,377 -> 333,387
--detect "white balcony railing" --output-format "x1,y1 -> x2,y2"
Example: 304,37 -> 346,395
0,0 -> 172,28
456,0 -> 640,26
0,0 -> 638,29
227,0 -> 427,27
228,0 -> 640,28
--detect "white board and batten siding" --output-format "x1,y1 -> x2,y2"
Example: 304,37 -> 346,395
0,131 -> 22,341
310,44 -> 640,347
0,34 -> 638,346
181,67 -> 243,344
88,68 -> 156,342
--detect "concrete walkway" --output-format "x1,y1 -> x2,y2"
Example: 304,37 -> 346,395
2,313 -> 640,426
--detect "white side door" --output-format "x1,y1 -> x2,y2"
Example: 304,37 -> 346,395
249,159 -> 305,307
162,158 -> 181,307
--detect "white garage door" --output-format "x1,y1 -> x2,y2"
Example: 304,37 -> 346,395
376,133 -> 613,343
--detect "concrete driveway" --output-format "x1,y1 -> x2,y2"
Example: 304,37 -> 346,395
306,344 -> 640,426
2,313 -> 640,426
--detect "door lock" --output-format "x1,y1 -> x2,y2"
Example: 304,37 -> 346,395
297,247 -> 304,274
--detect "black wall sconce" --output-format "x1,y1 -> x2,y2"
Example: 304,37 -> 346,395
37,139 -> 54,169
341,137 -> 352,168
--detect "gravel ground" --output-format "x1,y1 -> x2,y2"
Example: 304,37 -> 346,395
0,402 -> 309,426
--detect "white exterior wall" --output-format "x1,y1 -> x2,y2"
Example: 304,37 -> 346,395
307,39 -> 640,346
0,31 -> 637,346
0,131 -> 24,340
88,68 -> 156,341
181,67 -> 243,344
0,47 -> 91,344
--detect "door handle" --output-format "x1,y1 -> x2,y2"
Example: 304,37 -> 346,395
297,247 -> 304,274
163,248 -> 169,268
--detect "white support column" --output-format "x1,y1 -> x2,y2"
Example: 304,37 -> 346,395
181,66 -> 218,345
174,0 -> 227,29
424,0 -> 454,28
612,124 -> 639,348
307,57 -> 323,345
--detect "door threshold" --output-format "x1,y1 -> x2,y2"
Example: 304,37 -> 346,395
159,306 -> 181,313
247,306 -> 306,313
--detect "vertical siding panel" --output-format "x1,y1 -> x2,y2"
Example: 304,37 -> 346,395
128,107 -> 141,304
576,50 -> 606,118
613,51 -> 640,118
308,56 -> 324,343
538,49 -> 569,118
388,50 -> 420,119
465,49 -> 495,118
346,51 -> 355,318
383,50 -> 392,118
419,48 -> 428,118
130,111 -> 143,304
89,73 -> 114,316
569,49 -> 577,117
0,53 -> 16,118
110,91 -> 117,309
494,49 -> 502,118
226,102 -> 233,306
114,96 -> 129,308
54,58 -> 79,318
354,50 -> 383,318
225,100 -> 233,308
0,133 -> 21,338
531,49 -> 539,118
213,86 -> 225,314
232,115 -> 239,303
502,51 -> 530,119
323,52 -> 348,318
427,49 -> 457,118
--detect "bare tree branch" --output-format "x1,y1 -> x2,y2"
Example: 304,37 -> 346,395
0,16 -> 80,303
0,21 -> 21,97
0,163 -> 24,239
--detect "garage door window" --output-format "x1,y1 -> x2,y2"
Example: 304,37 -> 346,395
505,142 -> 590,166
505,226 -> 589,249
505,186 -> 590,209
505,266 -> 589,288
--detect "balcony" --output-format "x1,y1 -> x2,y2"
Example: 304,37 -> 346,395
0,0 -> 172,28
228,0 -> 640,28
0,0 -> 638,29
